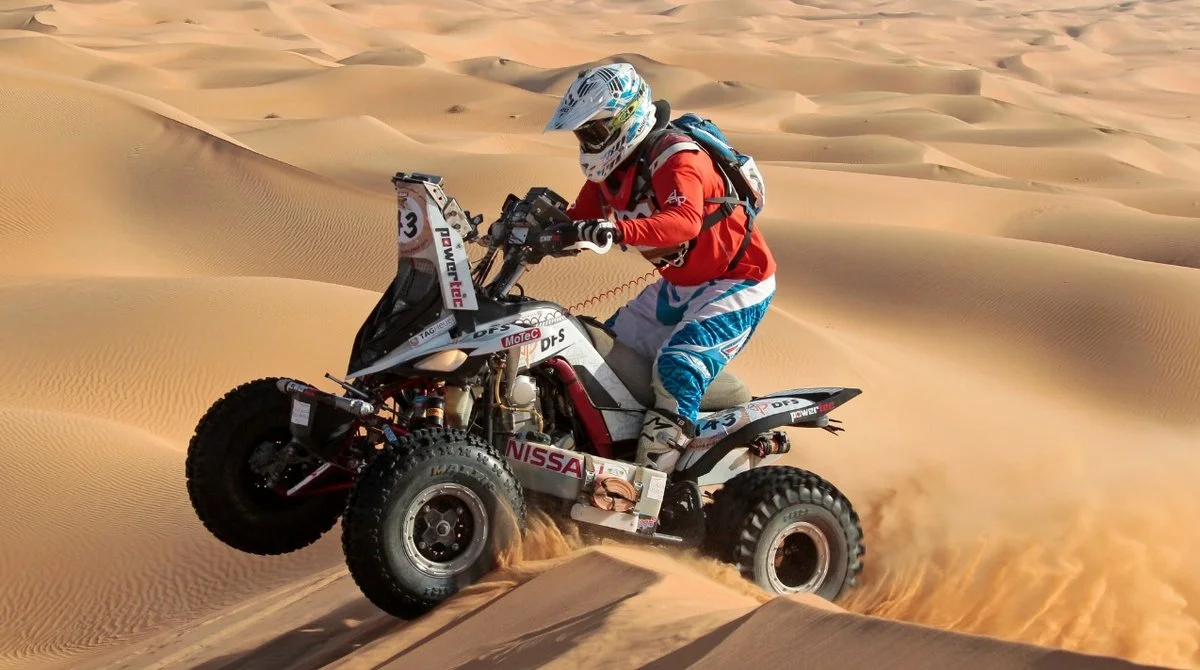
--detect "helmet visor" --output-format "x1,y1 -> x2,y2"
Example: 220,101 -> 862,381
573,117 -> 617,152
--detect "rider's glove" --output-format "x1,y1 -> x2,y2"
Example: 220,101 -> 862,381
575,219 -> 623,246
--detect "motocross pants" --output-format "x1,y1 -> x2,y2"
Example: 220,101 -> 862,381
604,274 -> 776,424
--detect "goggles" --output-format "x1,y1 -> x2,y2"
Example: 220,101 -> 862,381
573,117 -> 617,152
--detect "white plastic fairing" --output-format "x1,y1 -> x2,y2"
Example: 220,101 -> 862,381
680,396 -> 817,469
414,349 -> 467,372
431,222 -> 478,312
695,448 -> 783,487
393,178 -> 478,312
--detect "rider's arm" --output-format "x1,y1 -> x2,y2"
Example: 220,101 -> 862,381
613,150 -> 705,247
566,181 -> 604,219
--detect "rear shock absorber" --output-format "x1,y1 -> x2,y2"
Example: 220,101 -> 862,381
749,430 -> 791,457
422,394 -> 445,427
414,382 -> 447,428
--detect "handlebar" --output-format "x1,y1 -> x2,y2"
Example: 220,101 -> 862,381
528,224 -> 614,258
563,238 -> 614,255
480,187 -> 615,260
472,186 -> 616,300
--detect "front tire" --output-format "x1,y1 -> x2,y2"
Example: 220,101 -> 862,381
704,465 -> 865,601
341,428 -> 526,619
185,376 -> 349,555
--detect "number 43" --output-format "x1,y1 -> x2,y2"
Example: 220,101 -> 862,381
402,211 -> 419,239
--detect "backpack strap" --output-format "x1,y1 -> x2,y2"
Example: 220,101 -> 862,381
706,195 -> 755,272
630,127 -> 676,211
632,128 -> 756,274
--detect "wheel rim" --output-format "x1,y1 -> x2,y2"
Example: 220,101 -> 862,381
767,521 -> 831,594
402,483 -> 489,578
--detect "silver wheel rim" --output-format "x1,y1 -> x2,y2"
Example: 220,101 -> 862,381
766,521 -> 831,594
402,483 -> 489,578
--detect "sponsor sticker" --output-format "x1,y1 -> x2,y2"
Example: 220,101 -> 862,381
501,328 -> 541,349
790,405 -> 820,421
538,327 -> 569,352
290,400 -> 312,426
433,225 -> 479,311
408,314 -> 456,348
646,475 -> 667,501
505,439 -> 585,478
598,463 -> 629,478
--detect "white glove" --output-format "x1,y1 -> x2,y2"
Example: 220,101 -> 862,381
574,219 -> 622,245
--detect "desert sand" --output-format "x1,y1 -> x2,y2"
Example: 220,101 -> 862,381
1,0 -> 1199,668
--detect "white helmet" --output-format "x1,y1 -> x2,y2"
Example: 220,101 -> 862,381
545,63 -> 658,183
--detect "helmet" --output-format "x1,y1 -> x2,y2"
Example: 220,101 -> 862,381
545,63 -> 657,183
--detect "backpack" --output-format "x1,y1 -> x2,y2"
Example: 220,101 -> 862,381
631,112 -> 767,272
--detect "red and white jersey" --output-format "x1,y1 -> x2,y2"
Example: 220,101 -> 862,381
565,133 -> 776,287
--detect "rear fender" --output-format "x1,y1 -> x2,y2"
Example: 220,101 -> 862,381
754,387 -> 862,427
672,387 -> 861,482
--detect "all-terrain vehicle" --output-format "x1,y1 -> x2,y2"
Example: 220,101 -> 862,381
185,172 -> 866,619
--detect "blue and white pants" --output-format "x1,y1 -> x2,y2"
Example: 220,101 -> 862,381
604,274 -> 776,424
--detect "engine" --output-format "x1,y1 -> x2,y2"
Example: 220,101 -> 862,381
434,369 -> 545,437
504,374 -> 541,435
497,369 -> 577,451
436,361 -> 576,453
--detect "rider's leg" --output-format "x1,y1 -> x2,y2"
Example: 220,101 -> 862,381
604,278 -> 703,468
603,278 -> 674,359
638,274 -> 777,472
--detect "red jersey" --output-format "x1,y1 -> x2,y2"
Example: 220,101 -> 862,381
565,136 -> 775,287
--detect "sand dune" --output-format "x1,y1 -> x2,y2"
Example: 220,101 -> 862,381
0,64 -> 398,284
75,546 -> 1168,670
2,0 -> 1200,668
0,406 -> 344,669
0,277 -> 380,439
767,221 -> 1200,423
0,275 -> 380,668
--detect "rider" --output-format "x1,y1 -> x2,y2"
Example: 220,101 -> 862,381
544,62 -> 777,474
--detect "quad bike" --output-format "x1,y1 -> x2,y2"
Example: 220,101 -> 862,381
185,172 -> 866,619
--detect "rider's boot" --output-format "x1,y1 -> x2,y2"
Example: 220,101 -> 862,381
635,407 -> 695,475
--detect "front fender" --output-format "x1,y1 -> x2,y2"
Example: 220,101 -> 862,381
673,387 -> 861,481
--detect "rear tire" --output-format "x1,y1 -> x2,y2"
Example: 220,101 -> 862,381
185,377 -> 349,555
341,428 -> 526,619
704,465 -> 864,601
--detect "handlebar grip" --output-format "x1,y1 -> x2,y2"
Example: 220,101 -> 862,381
563,238 -> 614,254
533,224 -> 615,257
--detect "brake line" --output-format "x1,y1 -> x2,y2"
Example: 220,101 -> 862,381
564,269 -> 658,315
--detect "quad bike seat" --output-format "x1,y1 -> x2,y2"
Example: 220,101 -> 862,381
577,317 -> 752,412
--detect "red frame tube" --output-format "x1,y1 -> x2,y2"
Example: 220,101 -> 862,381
543,357 -> 613,458
300,481 -> 355,496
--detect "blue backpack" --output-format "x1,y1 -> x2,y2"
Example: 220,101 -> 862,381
632,112 -> 768,271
